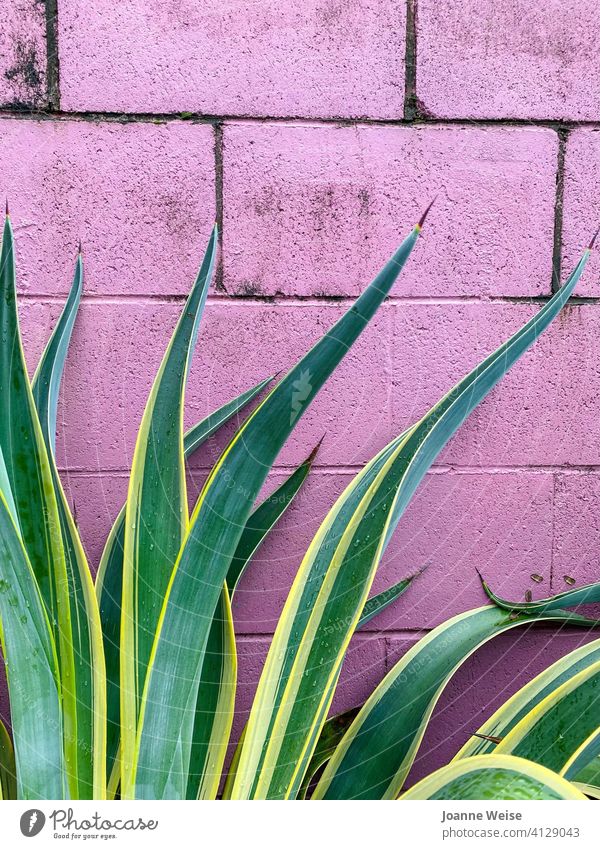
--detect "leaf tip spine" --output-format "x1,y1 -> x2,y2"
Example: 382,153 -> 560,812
588,224 -> 600,251
416,196 -> 437,232
475,566 -> 491,594
473,732 -> 503,745
412,559 -> 431,580
307,434 -> 326,464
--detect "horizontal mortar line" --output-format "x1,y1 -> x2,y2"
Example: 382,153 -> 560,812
56,463 -> 600,477
234,622 -> 573,641
206,293 -> 556,306
234,628 -> 431,641
0,107 -> 596,131
420,464 -> 600,475
16,292 -> 600,307
209,462 -> 600,476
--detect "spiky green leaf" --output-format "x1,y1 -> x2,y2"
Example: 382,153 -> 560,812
31,253 -> 83,453
234,245 -> 591,800
0,216 -> 86,795
0,717 -> 16,800
0,490 -> 65,799
96,377 -> 271,790
131,219 -> 424,799
120,228 -> 217,793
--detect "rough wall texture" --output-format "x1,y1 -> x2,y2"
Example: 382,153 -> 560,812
1,0 -> 599,783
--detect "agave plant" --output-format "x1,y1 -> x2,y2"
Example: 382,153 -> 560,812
0,204 -> 596,801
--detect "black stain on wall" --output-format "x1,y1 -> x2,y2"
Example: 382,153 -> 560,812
4,39 -> 45,108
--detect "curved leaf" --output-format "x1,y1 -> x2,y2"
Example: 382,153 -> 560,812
563,728 -> 600,782
313,606 -> 599,800
570,756 -> 600,795
495,660 -> 600,773
31,252 -> 83,454
289,571 -> 420,798
221,727 -> 245,800
481,575 -> 600,613
575,781 -> 600,799
455,638 -> 600,759
400,754 -> 585,800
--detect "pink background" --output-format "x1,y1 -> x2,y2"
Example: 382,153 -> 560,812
2,0 -> 600,783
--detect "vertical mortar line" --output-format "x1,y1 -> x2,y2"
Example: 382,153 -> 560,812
384,635 -> 393,673
549,472 -> 557,594
403,0 -> 417,121
551,127 -> 569,294
45,0 -> 61,110
214,121 -> 225,291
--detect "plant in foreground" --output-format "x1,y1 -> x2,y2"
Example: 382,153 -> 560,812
0,207 -> 598,801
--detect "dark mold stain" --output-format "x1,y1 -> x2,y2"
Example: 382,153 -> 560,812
253,186 -> 283,217
4,39 -> 44,105
358,187 -> 371,217
315,1 -> 345,27
237,280 -> 264,297
310,184 -> 337,229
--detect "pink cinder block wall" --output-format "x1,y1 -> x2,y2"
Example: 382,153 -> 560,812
1,0 -> 600,782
